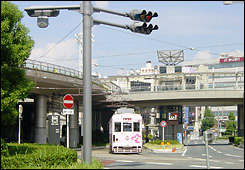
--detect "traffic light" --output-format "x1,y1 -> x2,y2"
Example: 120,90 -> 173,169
128,9 -> 158,22
129,22 -> 158,35
127,9 -> 158,35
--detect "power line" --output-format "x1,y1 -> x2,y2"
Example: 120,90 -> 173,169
34,22 -> 82,60
100,25 -> 244,57
47,42 -> 243,62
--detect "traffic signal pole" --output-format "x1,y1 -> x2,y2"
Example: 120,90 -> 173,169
24,1 -> 159,165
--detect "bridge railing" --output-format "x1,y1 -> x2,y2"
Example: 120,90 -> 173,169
23,59 -> 83,78
22,59 -> 113,91
121,83 -> 244,93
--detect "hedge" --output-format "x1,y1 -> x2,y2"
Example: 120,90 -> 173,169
1,142 -> 77,169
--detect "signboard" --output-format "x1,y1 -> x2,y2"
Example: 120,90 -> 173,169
220,57 -> 244,63
185,107 -> 189,124
182,67 -> 196,73
160,120 -> 167,127
168,113 -> 178,125
62,109 -> 74,115
177,133 -> 182,144
187,126 -> 194,130
63,94 -> 74,109
51,115 -> 59,125
169,113 -> 178,120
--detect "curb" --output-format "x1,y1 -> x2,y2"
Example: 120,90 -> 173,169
73,146 -> 107,151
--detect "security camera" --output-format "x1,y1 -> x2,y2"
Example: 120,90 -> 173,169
37,16 -> 49,28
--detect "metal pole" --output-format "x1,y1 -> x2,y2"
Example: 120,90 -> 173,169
204,131 -> 210,169
67,115 -> 69,148
18,113 -> 21,144
162,127 -> 164,141
218,107 -> 220,138
18,105 -> 23,144
82,1 -> 92,164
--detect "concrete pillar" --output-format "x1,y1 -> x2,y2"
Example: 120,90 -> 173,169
34,94 -> 47,144
69,100 -> 79,148
237,104 -> 244,137
194,106 -> 200,138
182,75 -> 185,90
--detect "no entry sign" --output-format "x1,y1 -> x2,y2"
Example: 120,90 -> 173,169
63,94 -> 74,109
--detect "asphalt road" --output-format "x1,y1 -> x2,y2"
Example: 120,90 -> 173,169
76,139 -> 244,169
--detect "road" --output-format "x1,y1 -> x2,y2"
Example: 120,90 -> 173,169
76,139 -> 244,169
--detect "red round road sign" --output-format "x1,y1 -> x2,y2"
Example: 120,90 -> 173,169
63,94 -> 74,109
160,120 -> 167,127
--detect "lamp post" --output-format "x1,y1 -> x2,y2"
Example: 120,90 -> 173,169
18,105 -> 23,144
24,2 -> 159,164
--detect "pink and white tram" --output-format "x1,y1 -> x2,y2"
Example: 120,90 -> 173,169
109,108 -> 142,153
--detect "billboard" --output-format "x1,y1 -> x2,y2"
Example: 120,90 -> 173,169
220,57 -> 244,63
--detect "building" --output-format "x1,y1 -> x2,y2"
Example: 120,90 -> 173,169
101,51 -> 244,140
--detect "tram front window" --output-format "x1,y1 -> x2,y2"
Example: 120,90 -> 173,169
123,123 -> 132,132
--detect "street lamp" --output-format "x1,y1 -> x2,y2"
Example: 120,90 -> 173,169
18,105 -> 23,144
24,2 -> 159,164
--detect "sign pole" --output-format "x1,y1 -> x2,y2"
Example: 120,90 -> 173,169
162,127 -> 164,141
67,114 -> 69,148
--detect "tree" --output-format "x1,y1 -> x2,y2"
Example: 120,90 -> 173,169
225,112 -> 237,136
201,108 -> 215,132
1,1 -> 35,125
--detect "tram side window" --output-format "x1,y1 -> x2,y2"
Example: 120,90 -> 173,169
123,123 -> 132,132
115,122 -> 121,132
134,122 -> 140,132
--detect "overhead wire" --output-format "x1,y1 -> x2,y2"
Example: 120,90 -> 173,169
34,22 -> 82,60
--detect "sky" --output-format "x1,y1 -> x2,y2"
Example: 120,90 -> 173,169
11,1 -> 244,77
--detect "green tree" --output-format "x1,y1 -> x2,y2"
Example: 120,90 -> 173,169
228,112 -> 235,121
225,112 -> 237,136
201,108 -> 215,132
1,1 -> 35,125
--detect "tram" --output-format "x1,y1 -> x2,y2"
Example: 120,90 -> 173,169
109,108 -> 142,153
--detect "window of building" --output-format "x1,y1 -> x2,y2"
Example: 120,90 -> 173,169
160,66 -> 167,74
175,66 -> 182,73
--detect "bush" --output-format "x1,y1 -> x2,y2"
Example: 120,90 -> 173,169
1,138 -> 9,157
1,143 -> 77,169
234,137 -> 243,145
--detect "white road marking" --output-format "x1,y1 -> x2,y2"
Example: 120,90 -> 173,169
189,165 -> 223,169
239,160 -> 244,162
182,148 -> 187,157
225,162 -> 235,164
146,162 -> 173,165
225,154 -> 242,158
202,154 -> 212,157
116,160 -> 135,163
217,151 -> 222,153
